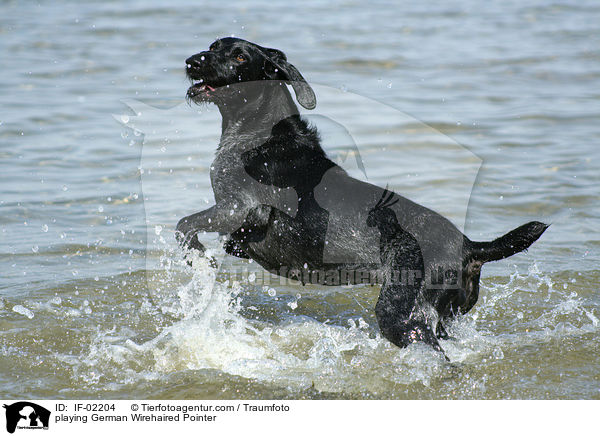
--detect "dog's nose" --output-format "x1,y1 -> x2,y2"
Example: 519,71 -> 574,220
186,53 -> 207,69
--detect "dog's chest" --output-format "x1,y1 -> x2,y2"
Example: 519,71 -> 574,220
210,149 -> 246,197
210,131 -> 264,202
210,147 -> 241,180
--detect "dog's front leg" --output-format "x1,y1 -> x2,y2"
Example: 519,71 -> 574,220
176,206 -> 213,255
176,204 -> 258,254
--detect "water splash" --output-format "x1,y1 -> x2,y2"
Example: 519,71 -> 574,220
73,254 -> 598,397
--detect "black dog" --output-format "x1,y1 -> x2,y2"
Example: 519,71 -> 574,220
177,37 -> 548,350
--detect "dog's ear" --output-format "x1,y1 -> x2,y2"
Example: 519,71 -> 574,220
263,48 -> 316,110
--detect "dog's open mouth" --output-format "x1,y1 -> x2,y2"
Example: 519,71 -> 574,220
188,80 -> 216,98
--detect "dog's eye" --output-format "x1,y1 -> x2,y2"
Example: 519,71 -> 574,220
236,54 -> 246,62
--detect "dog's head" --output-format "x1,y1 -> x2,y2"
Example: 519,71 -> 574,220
185,37 -> 316,110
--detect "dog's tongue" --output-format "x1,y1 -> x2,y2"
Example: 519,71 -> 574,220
206,85 -> 215,91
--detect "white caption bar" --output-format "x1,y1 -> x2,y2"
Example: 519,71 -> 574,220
0,400 -> 596,435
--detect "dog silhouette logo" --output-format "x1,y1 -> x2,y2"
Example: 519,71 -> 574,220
3,402 -> 50,433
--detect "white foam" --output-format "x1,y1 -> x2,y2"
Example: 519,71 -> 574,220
12,304 -> 34,319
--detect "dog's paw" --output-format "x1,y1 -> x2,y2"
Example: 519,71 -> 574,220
175,231 -> 218,268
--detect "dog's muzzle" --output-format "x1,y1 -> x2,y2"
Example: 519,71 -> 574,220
185,53 -> 218,100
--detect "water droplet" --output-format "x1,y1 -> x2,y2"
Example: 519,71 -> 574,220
121,115 -> 129,124
154,225 -> 163,235
32,245 -> 39,253
268,288 -> 276,297
42,224 -> 48,232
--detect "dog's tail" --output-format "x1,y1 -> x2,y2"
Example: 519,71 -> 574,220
468,221 -> 549,264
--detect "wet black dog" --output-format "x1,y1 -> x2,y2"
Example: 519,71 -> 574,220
177,37 -> 548,351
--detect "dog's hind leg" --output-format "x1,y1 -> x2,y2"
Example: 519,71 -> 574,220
375,284 -> 446,356
378,315 -> 448,360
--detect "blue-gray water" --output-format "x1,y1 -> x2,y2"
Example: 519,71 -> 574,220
1,0 -> 599,399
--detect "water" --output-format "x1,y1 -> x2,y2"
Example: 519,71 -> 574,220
1,0 -> 599,399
